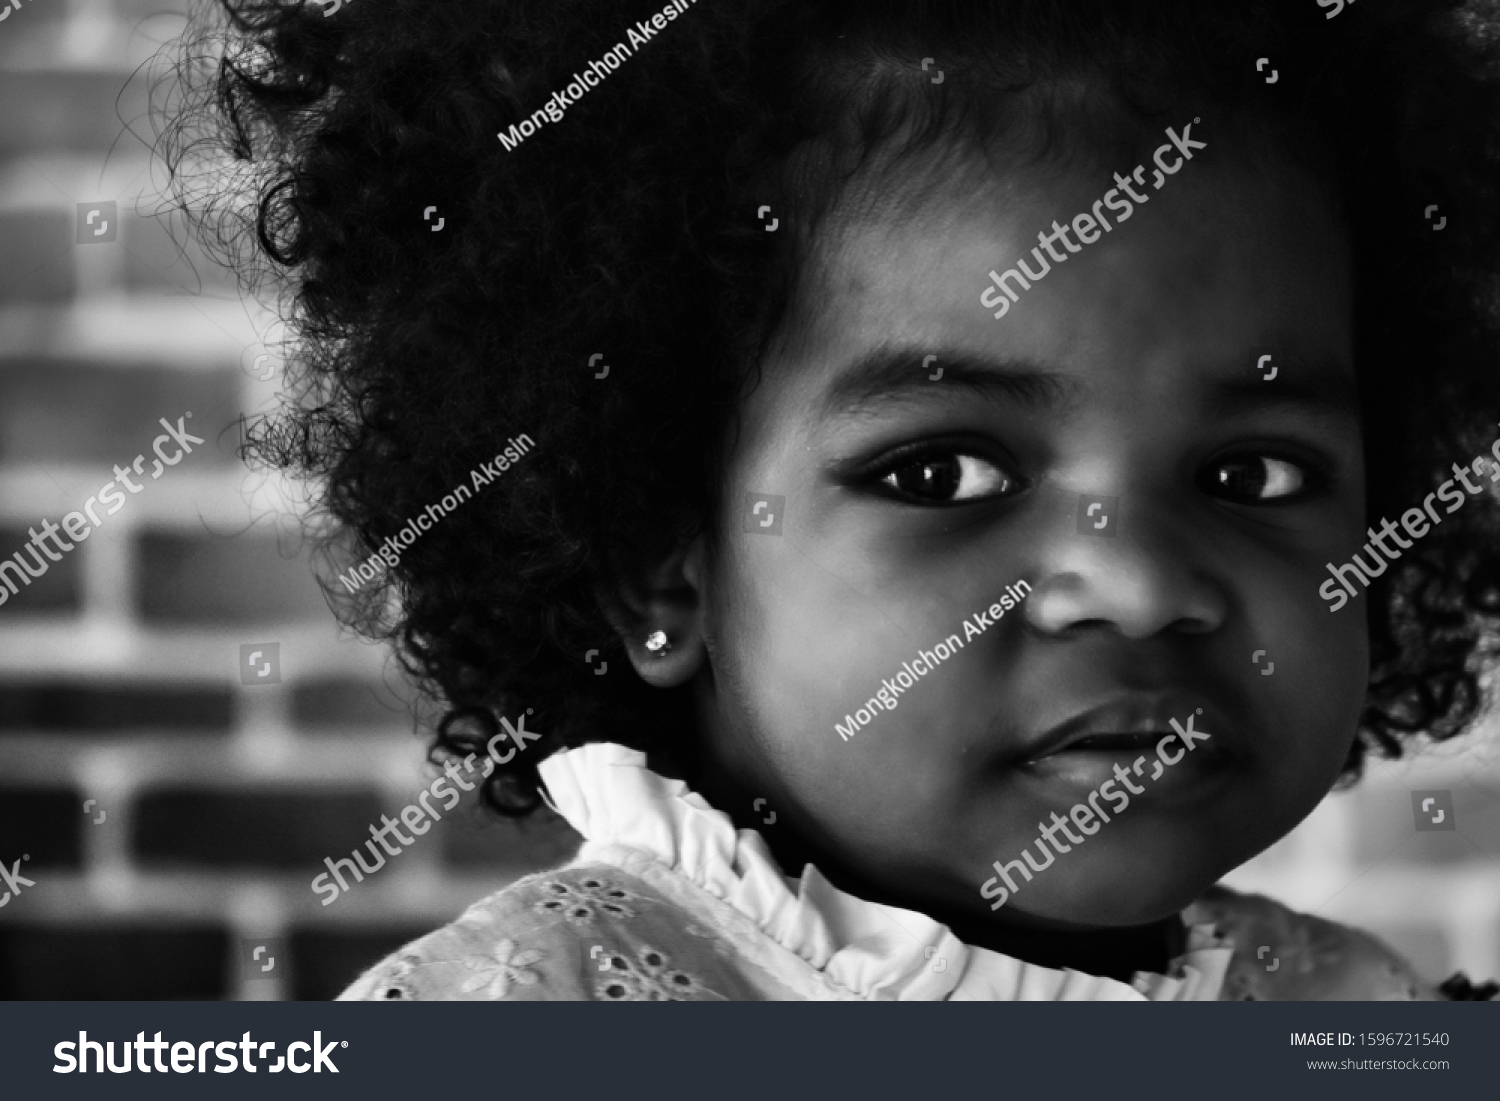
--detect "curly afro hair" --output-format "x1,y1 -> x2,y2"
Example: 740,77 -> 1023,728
161,0 -> 1500,817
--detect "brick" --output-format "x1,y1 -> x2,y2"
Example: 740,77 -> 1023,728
0,361 -> 239,466
0,524 -> 80,612
114,0 -> 197,22
0,786 -> 82,868
288,927 -> 436,1001
138,531 -> 329,626
122,213 -> 239,297
1457,785 -> 1500,856
442,803 -> 580,870
134,787 -> 386,869
0,13 -> 81,81
0,71 -> 149,155
290,677 -> 418,729
0,0 -> 68,27
0,925 -> 227,999
0,682 -> 232,733
0,210 -> 74,301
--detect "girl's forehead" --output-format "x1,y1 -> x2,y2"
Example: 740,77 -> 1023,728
765,156 -> 1354,418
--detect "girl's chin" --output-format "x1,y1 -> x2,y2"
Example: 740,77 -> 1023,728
984,851 -> 1228,927
1001,891 -> 1205,928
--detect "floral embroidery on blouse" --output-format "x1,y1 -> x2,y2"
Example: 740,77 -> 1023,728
533,875 -> 638,925
592,944 -> 715,1001
377,954 -> 423,1000
458,938 -> 544,998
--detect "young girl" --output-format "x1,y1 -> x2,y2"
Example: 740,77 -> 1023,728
169,0 -> 1500,1000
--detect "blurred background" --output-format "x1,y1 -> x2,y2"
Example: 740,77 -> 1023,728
0,0 -> 1497,1001
0,0 -> 579,1000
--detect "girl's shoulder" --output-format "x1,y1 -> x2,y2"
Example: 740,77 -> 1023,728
336,861 -> 762,1002
336,868 -> 1497,1001
1191,885 -> 1496,1001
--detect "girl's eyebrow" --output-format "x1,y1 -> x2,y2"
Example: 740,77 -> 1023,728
1201,368 -> 1361,425
818,346 -> 1362,426
817,345 -> 1087,418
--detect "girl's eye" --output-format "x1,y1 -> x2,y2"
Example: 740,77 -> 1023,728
877,451 -> 1014,504
1203,455 -> 1307,502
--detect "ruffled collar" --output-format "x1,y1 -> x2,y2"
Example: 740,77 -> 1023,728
537,742 -> 1232,1001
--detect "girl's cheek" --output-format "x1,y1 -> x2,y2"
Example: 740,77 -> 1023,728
1264,573 -> 1368,773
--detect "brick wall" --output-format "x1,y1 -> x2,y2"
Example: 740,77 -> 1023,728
0,0 -> 578,1000
1,0 -> 1496,1002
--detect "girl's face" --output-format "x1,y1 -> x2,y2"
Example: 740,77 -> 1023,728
690,152 -> 1368,928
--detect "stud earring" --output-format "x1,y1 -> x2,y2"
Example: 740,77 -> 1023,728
644,630 -> 671,656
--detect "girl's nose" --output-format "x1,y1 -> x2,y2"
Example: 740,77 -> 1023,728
1022,508 -> 1229,640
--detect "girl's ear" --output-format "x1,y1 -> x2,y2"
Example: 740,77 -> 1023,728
601,534 -> 709,688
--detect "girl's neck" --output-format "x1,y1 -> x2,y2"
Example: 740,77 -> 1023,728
926,903 -> 1185,982
773,833 -> 1185,982
669,747 -> 1186,983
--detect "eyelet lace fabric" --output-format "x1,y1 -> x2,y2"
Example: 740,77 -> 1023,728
533,876 -> 638,925
592,944 -> 711,1001
340,863 -> 737,1001
340,743 -> 1485,1001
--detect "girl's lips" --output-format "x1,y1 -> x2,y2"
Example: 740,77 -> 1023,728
1046,730 -> 1165,754
1017,694 -> 1235,764
1013,696 -> 1238,800
1020,737 -> 1233,792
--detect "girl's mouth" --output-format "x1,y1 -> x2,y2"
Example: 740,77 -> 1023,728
1049,730 -> 1166,755
1018,693 -> 1231,761
1014,696 -> 1237,798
